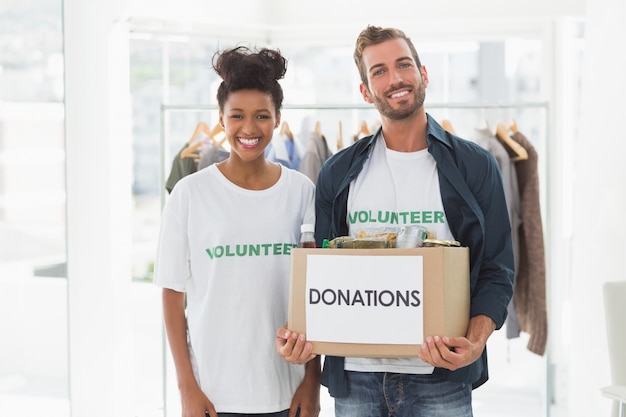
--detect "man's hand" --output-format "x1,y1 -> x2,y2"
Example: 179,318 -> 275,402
276,326 -> 317,364
418,335 -> 481,371
418,315 -> 496,371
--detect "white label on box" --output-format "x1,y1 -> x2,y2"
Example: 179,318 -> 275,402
305,254 -> 424,344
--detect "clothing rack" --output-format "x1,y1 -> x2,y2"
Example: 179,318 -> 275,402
159,100 -> 551,208
160,101 -> 550,152
160,101 -> 549,112
159,100 -> 550,199
159,100 -> 553,417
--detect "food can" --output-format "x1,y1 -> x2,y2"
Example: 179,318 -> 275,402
395,225 -> 429,248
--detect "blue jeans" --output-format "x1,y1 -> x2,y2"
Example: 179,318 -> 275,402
335,371 -> 473,417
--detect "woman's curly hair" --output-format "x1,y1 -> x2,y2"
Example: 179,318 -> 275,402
213,46 -> 288,113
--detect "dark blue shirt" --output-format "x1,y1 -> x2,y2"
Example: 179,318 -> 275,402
314,114 -> 514,397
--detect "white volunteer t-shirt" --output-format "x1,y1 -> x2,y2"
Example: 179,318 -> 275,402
154,163 -> 315,413
345,134 -> 454,374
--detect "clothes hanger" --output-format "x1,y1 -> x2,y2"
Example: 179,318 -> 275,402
208,122 -> 227,149
180,141 -> 202,160
280,121 -> 294,140
209,122 -> 224,138
180,121 -> 210,160
314,121 -> 322,135
353,120 -> 370,142
337,120 -> 344,150
495,123 -> 528,161
441,119 -> 456,134
187,121 -> 210,144
360,120 -> 370,135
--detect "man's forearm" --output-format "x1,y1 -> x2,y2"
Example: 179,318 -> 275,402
466,314 -> 497,347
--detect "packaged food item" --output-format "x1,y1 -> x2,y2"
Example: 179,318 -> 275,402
327,236 -> 392,249
352,237 -> 389,249
355,227 -> 398,248
327,236 -> 356,248
422,238 -> 462,247
298,224 -> 316,248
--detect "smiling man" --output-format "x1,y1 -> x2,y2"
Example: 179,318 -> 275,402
276,25 -> 515,417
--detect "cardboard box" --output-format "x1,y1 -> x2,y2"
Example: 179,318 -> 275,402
288,247 -> 469,357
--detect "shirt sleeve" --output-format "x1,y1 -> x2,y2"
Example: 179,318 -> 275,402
153,185 -> 191,292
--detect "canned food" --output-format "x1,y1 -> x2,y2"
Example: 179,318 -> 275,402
395,225 -> 429,248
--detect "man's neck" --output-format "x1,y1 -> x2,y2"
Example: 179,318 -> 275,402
380,110 -> 428,152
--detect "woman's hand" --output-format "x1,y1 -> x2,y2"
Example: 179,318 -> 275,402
275,325 -> 317,364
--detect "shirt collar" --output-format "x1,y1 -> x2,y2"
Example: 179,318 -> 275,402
425,112 -> 454,149
362,112 -> 454,152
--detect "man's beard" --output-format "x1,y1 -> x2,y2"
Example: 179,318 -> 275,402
370,81 -> 426,120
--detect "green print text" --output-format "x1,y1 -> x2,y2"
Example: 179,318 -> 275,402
205,243 -> 297,260
349,210 -> 445,225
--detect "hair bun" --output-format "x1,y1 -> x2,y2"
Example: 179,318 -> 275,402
213,45 -> 287,112
213,46 -> 287,85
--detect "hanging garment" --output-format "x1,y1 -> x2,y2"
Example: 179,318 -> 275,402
198,142 -> 229,170
299,132 -> 333,185
475,127 -> 522,234
165,143 -> 198,193
266,133 -> 303,170
474,127 -> 523,340
511,130 -> 548,356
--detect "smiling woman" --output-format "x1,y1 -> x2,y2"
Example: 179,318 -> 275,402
154,45 -> 319,417
212,47 -> 286,189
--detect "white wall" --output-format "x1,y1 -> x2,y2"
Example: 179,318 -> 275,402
64,1 -> 135,416
270,0 -> 586,25
125,0 -> 586,27
567,0 -> 626,415
125,0 -> 587,46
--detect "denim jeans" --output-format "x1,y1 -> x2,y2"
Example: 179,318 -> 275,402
335,371 -> 473,417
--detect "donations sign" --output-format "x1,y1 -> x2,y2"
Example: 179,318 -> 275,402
305,254 -> 424,345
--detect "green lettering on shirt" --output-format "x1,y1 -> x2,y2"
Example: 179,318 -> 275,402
348,210 -> 446,226
205,243 -> 298,260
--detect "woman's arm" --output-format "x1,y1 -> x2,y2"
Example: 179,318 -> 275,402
162,288 -> 216,417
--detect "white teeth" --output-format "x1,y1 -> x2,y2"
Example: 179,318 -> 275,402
391,91 -> 409,99
239,137 -> 260,145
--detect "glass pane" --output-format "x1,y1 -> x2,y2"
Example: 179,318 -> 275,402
0,1 -> 68,416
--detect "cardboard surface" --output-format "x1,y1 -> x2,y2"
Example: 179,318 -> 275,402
288,247 -> 470,357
